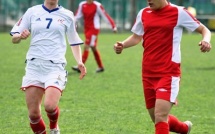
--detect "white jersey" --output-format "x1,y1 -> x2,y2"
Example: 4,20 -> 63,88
10,4 -> 83,64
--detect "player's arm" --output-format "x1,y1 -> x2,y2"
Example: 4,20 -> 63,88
12,29 -> 30,44
70,45 -> 83,64
98,4 -> 117,32
179,8 -> 211,52
114,33 -> 142,54
70,45 -> 86,79
195,23 -> 212,52
12,33 -> 22,44
74,3 -> 83,22
67,12 -> 86,79
10,8 -> 31,44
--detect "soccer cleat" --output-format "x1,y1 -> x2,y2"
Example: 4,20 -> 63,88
50,125 -> 60,134
96,68 -> 104,73
177,121 -> 192,134
71,66 -> 80,73
184,121 -> 192,134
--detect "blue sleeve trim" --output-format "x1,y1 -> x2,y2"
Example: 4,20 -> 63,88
70,42 -> 84,46
10,32 -> 20,36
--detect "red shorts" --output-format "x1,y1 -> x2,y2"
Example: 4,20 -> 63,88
84,29 -> 100,46
142,76 -> 180,109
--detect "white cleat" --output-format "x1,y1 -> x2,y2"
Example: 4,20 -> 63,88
184,121 -> 192,134
50,125 -> 60,134
177,121 -> 192,134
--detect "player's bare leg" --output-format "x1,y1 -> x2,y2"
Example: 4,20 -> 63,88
44,87 -> 61,133
148,99 -> 191,134
25,87 -> 46,134
154,99 -> 172,134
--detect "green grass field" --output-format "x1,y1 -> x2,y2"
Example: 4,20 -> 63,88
0,32 -> 215,134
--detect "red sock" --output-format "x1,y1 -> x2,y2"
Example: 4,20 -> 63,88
82,50 -> 89,64
29,116 -> 46,134
93,50 -> 103,68
155,122 -> 169,134
168,115 -> 188,134
46,107 -> 60,129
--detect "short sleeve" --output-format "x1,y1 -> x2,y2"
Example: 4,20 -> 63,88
178,8 -> 200,32
10,8 -> 31,35
131,9 -> 144,36
67,13 -> 83,46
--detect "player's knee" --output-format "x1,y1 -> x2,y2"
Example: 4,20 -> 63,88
29,113 -> 41,122
154,111 -> 168,122
28,108 -> 41,117
44,103 -> 57,112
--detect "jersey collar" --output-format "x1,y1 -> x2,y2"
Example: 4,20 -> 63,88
42,4 -> 60,13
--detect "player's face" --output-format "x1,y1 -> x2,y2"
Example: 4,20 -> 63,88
86,0 -> 93,3
147,0 -> 168,10
45,0 -> 59,5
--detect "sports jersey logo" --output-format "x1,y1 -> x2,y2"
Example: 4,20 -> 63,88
54,81 -> 59,85
58,19 -> 65,24
36,18 -> 41,21
146,10 -> 152,13
17,18 -> 23,26
158,88 -> 168,92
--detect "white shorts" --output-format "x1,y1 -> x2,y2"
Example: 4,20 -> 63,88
21,59 -> 68,91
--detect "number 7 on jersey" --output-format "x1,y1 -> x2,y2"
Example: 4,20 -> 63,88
46,18 -> 53,29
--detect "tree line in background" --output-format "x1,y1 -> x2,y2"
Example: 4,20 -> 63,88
0,0 -> 215,32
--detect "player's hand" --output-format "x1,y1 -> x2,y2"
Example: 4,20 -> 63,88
114,42 -> 124,54
199,41 -> 211,53
113,27 -> 118,33
21,29 -> 30,39
78,63 -> 87,80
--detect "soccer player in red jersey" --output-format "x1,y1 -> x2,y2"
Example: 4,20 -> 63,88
114,0 -> 211,134
72,0 -> 117,73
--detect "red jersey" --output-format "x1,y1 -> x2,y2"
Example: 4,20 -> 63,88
131,3 -> 200,77
75,1 -> 116,34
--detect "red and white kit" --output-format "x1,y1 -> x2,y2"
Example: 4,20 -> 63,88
132,3 -> 200,107
75,1 -> 116,45
132,3 -> 200,77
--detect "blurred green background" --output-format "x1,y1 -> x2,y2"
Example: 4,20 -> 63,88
0,0 -> 215,32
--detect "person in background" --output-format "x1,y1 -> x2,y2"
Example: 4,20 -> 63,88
114,0 -> 211,134
10,0 -> 86,133
72,0 -> 117,73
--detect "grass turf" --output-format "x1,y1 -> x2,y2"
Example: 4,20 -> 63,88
0,32 -> 215,133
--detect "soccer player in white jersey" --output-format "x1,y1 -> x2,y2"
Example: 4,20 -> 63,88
72,0 -> 117,73
10,0 -> 86,133
114,0 -> 211,134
